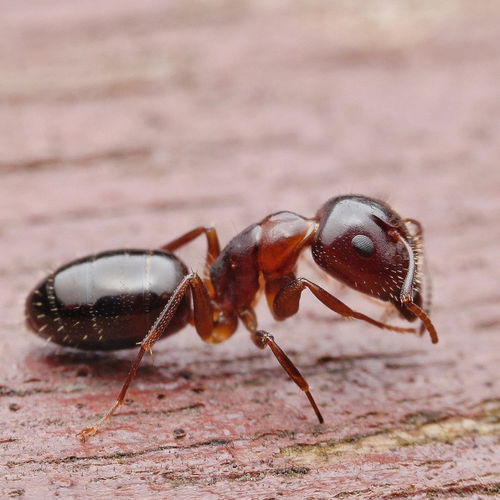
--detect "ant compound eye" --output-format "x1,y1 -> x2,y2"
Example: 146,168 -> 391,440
351,234 -> 375,257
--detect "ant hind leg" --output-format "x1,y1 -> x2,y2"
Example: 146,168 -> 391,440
77,272 -> 215,441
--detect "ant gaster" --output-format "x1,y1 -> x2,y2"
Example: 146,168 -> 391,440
25,195 -> 438,439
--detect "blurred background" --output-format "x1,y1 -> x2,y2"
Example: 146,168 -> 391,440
1,1 -> 499,498
2,0 -> 499,260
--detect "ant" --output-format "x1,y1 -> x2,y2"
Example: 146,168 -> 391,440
25,195 -> 438,440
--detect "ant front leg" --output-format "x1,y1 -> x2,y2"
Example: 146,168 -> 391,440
78,272 -> 226,441
250,329 -> 324,424
273,278 -> 418,335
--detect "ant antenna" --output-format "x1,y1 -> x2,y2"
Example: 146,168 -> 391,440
389,229 -> 439,344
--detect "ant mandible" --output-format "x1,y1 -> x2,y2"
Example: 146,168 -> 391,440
25,195 -> 438,440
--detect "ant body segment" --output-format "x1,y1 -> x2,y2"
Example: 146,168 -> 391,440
25,195 -> 438,439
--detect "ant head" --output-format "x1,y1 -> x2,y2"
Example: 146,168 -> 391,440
312,195 -> 422,320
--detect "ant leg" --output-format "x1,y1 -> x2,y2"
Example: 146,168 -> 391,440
251,330 -> 324,424
77,272 -> 225,441
161,226 -> 221,268
188,272 -> 238,344
264,274 -> 297,320
273,278 -> 417,335
239,306 -> 322,422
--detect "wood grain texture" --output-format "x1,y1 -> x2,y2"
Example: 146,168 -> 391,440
1,1 -> 499,498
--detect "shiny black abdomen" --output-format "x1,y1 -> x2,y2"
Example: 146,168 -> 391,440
25,249 -> 191,350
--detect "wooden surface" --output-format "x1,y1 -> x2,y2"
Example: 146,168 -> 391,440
1,1 -> 499,498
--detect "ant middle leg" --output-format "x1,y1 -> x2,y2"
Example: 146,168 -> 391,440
161,226 -> 221,268
250,329 -> 324,423
239,308 -> 323,423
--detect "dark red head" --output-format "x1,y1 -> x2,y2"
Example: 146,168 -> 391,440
311,195 -> 423,321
